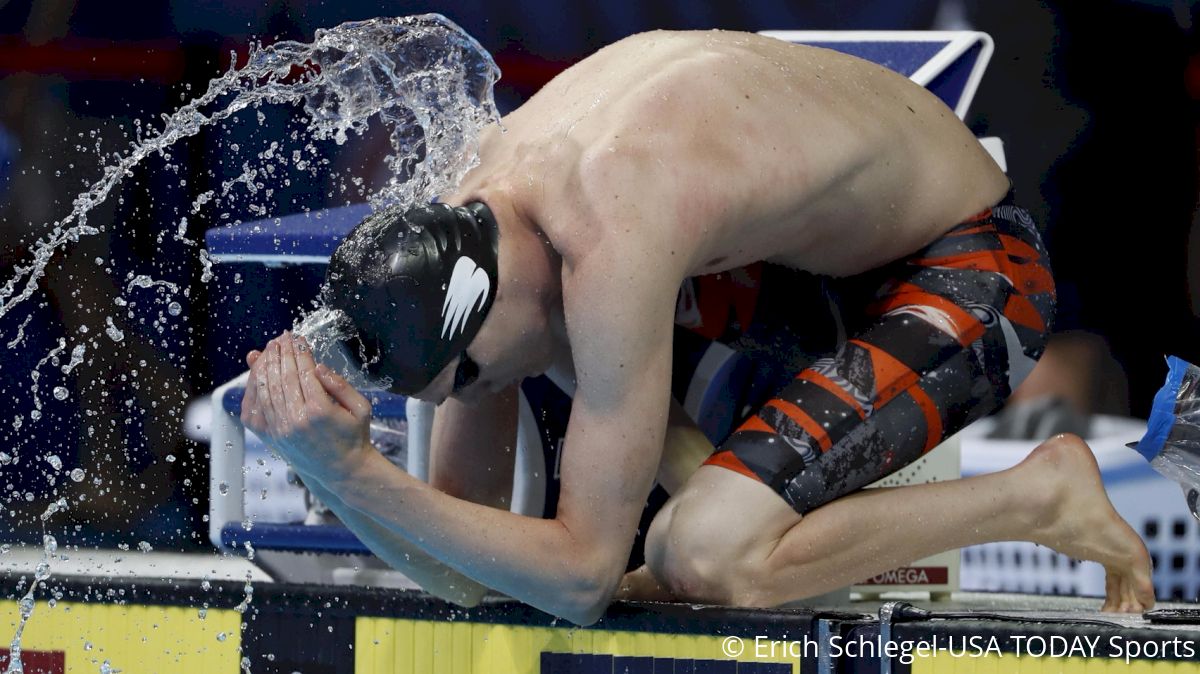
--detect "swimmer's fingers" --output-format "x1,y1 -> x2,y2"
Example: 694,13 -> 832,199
315,364 -> 372,423
264,339 -> 290,437
241,353 -> 264,433
278,331 -> 308,424
291,335 -> 335,419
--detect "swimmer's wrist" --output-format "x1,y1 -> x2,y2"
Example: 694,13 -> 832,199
327,443 -> 401,501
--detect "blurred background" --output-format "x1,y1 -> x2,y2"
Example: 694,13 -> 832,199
0,0 -> 1196,562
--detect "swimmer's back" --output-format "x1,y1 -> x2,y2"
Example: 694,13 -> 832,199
456,30 -> 1009,279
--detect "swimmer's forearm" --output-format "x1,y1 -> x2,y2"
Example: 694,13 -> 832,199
297,466 -> 491,606
330,450 -> 617,625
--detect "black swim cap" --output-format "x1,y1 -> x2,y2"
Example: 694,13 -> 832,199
324,202 -> 499,395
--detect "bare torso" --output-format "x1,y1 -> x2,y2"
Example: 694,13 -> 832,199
451,29 -> 1009,279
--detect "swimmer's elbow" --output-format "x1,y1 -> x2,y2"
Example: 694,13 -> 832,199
558,587 -> 611,627
557,559 -> 623,626
563,602 -> 607,627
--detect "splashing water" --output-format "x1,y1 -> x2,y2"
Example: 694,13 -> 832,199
0,13 -> 499,324
292,306 -> 388,389
1,13 -> 500,673
4,534 -> 57,674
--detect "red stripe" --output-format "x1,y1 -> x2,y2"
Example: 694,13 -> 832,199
765,399 -> 832,452
868,284 -> 986,346
853,340 -> 919,408
1006,257 -> 1055,296
1004,294 -> 1047,333
908,385 -> 943,452
946,224 -> 994,237
998,234 -> 1042,262
0,649 -> 64,674
702,449 -> 762,482
0,36 -> 577,92
735,415 -> 775,435
797,370 -> 867,420
912,250 -> 1006,274
0,37 -> 185,82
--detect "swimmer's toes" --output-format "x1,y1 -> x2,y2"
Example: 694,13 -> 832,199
1133,573 -> 1156,612
1102,559 -> 1154,613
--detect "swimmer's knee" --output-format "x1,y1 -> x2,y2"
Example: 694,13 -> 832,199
647,497 -> 761,605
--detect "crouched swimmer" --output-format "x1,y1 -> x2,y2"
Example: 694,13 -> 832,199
242,29 -> 1155,623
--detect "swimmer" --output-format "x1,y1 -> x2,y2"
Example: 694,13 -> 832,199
242,30 -> 1154,623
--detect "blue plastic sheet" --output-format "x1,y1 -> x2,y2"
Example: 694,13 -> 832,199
1134,356 -> 1200,521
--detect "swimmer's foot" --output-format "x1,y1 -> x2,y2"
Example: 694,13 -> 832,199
1019,434 -> 1155,612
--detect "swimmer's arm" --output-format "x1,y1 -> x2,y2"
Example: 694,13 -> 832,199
549,248 -> 678,621
250,336 -> 641,620
291,466 -> 492,606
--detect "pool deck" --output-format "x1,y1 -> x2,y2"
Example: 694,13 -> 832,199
2,548 -> 1198,673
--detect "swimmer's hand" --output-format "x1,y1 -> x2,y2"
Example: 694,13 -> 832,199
241,331 -> 374,478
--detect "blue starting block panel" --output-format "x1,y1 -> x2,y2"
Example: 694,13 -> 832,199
204,202 -> 371,265
222,522 -> 369,555
203,203 -> 374,383
758,30 -> 994,119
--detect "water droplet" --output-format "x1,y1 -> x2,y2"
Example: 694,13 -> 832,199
216,632 -> 228,642
46,455 -> 62,470
105,317 -> 124,343
218,482 -> 229,495
70,468 -> 86,482
137,541 -> 152,553
168,301 -> 182,316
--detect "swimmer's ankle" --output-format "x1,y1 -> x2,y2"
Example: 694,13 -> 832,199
1013,435 -> 1090,541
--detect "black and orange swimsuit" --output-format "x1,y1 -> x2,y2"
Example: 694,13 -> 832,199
679,192 -> 1055,513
